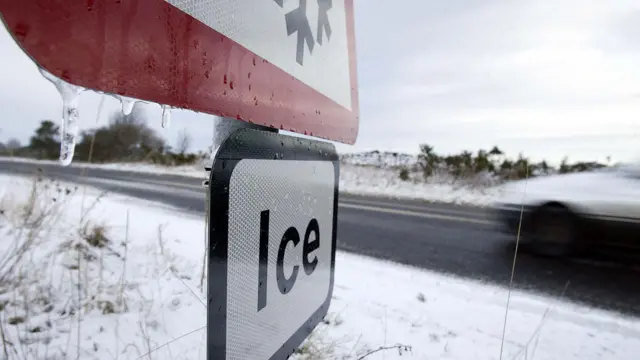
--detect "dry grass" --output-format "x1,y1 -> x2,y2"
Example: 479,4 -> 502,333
0,173 -> 413,360
0,173 -> 125,359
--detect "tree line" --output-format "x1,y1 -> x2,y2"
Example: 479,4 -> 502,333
0,108 -> 205,165
1,118 -> 612,180
406,144 -> 609,181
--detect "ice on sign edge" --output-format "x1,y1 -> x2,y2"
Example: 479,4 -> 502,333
38,69 -> 177,165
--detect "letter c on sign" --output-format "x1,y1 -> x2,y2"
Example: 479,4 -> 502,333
277,226 -> 300,294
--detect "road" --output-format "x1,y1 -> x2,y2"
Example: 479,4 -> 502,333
2,159 -> 640,317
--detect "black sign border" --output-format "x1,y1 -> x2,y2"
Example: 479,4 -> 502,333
207,128 -> 339,360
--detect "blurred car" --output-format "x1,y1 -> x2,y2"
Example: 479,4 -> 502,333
493,164 -> 640,257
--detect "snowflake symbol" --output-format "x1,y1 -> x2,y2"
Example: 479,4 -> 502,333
273,0 -> 333,65
316,0 -> 332,45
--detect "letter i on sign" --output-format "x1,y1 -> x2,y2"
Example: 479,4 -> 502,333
257,210 -> 321,311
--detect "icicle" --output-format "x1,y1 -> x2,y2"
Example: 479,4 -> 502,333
116,95 -> 136,116
161,105 -> 172,128
39,69 -> 85,166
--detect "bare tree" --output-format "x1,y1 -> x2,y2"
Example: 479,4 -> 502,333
6,138 -> 21,150
75,110 -> 167,162
176,128 -> 191,155
6,138 -> 21,156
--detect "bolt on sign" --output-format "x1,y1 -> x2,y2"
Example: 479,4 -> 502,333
0,0 -> 360,143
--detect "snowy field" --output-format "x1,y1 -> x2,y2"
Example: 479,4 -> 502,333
0,157 -> 504,206
339,164 -> 502,205
0,173 -> 639,360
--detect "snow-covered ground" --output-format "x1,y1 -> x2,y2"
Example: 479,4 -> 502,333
339,151 -> 418,169
0,173 -> 638,359
339,164 -> 502,206
0,156 -> 206,178
0,157 -> 504,206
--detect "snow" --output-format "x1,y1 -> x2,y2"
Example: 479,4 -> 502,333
0,173 -> 638,360
339,164 -> 504,206
0,157 -> 504,206
0,156 -> 206,178
322,255 -> 640,360
339,151 -> 418,169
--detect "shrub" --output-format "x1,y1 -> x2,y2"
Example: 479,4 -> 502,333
399,167 -> 410,181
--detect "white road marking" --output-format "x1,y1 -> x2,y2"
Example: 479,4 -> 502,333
338,202 -> 493,225
342,197 -> 489,217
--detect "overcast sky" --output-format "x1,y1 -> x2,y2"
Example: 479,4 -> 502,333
2,0 -> 640,164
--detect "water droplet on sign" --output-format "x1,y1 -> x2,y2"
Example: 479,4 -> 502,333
14,23 -> 30,40
229,81 -> 234,90
161,105 -> 172,128
40,68 -> 85,166
223,74 -> 228,84
117,96 -> 135,115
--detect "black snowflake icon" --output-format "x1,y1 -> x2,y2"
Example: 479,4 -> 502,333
273,0 -> 334,65
316,0 -> 332,45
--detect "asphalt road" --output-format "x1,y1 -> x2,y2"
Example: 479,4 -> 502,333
1,159 -> 640,317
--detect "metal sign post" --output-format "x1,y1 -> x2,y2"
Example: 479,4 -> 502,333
207,125 -> 339,359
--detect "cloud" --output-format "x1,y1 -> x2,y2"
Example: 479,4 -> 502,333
345,0 -> 640,162
1,0 -> 640,164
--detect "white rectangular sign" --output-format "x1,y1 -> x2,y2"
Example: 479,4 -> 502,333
226,159 -> 336,359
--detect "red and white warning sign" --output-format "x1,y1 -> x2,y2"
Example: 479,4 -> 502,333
0,0 -> 360,143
